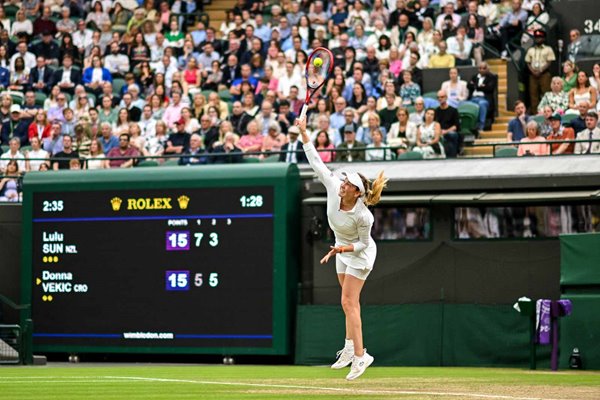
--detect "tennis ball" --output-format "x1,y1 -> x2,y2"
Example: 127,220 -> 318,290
313,57 -> 323,67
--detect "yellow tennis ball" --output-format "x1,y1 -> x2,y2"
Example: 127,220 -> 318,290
313,57 -> 323,67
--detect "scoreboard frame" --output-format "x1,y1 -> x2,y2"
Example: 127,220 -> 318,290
20,164 -> 300,356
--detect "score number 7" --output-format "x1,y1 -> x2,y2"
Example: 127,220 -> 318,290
194,232 -> 219,247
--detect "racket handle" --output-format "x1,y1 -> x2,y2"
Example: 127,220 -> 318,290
299,104 -> 308,121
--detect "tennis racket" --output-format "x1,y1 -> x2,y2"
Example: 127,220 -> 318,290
299,47 -> 334,121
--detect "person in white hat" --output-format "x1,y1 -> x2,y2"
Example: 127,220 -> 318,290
295,118 -> 388,380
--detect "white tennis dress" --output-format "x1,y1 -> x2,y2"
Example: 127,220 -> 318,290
303,141 -> 377,270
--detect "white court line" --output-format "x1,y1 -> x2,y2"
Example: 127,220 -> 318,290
0,380 -> 139,384
104,375 -> 568,400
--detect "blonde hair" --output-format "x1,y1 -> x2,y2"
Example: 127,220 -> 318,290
359,171 -> 388,207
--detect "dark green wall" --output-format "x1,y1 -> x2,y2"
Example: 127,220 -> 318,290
0,205 -> 22,324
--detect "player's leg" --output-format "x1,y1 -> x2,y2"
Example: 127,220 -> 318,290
342,269 -> 374,380
340,273 -> 366,357
331,261 -> 354,369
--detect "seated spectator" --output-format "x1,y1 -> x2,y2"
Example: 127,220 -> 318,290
279,125 -> 307,163
144,120 -> 169,158
165,118 -> 190,155
83,55 -> 112,97
198,114 -> 219,149
43,121 -> 64,155
68,158 -> 82,170
8,56 -> 29,92
428,41 -> 455,69
0,137 -> 26,173
25,136 -> 49,171
357,112 -> 387,145
11,10 -> 33,38
570,101 -> 590,134
517,120 -> 549,156
435,90 -> 462,157
365,129 -> 392,161
546,113 -> 575,155
568,71 -> 597,113
0,160 -> 20,202
561,60 -> 577,93
29,56 -> 53,94
211,132 -> 243,164
85,139 -> 109,169
465,13 -> 485,66
237,120 -> 264,156
441,68 -> 469,109
468,62 -> 498,130
335,125 -> 366,162
409,97 -> 426,126
507,100 -> 530,144
104,42 -> 130,78
399,70 -> 421,107
378,91 -> 400,133
52,135 -> 80,170
1,105 -> 29,146
538,105 -> 553,138
538,77 -> 569,114
435,3 -> 461,32
52,55 -> 81,95
413,108 -> 445,159
388,107 -> 418,155
314,130 -> 335,163
179,133 -> 208,166
446,26 -> 473,66
494,0 -> 528,59
28,110 -> 51,143
574,110 -> 600,154
73,124 -> 92,157
521,1 -> 549,49
107,134 -> 140,168
261,122 -> 287,158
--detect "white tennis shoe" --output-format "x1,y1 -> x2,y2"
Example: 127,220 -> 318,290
345,350 -> 374,380
331,347 -> 354,369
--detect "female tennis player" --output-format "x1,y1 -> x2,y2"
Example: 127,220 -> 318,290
295,118 -> 387,380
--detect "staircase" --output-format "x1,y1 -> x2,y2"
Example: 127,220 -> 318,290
463,59 -> 512,157
204,0 -> 237,36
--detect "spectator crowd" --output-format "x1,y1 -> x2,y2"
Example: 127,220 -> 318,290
0,0 -> 599,202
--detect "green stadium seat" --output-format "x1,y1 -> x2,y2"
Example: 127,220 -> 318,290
137,160 -> 159,167
201,90 -> 215,99
397,151 -> 423,160
4,4 -> 19,18
35,92 -> 47,107
218,89 -> 233,102
20,145 -> 32,153
243,157 -> 260,163
262,154 -> 280,163
423,91 -> 438,100
531,115 -> 545,125
163,158 -> 180,166
562,113 -> 578,127
112,78 -> 127,95
9,92 -> 23,105
458,102 -> 479,135
1,145 -> 9,154
495,147 -> 518,157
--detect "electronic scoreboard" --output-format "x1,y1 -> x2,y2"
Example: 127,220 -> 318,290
21,164 -> 299,355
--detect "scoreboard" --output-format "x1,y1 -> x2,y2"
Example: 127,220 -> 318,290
20,164 -> 300,355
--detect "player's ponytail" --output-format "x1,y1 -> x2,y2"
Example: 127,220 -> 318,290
360,171 -> 388,207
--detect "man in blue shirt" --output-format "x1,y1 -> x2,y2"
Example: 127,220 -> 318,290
98,122 -> 119,155
507,100 -> 530,144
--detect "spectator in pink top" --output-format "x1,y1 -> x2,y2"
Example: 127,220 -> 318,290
237,120 -> 263,156
314,130 -> 336,163
163,91 -> 185,129
517,120 -> 550,156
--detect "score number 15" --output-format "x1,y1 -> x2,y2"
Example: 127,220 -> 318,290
166,231 -> 219,251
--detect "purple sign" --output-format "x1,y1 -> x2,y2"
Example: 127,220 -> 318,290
166,231 -> 190,251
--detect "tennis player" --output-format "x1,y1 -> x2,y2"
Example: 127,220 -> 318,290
296,118 -> 387,380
